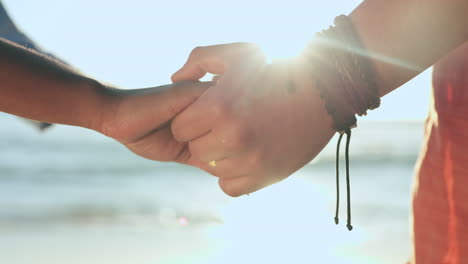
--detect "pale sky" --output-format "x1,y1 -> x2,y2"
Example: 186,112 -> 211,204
3,0 -> 431,120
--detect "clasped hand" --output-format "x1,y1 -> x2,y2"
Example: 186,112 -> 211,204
100,43 -> 335,197
169,43 -> 335,196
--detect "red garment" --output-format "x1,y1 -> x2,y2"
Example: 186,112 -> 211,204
411,42 -> 468,263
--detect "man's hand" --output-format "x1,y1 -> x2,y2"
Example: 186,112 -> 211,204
0,38 -> 214,164
171,43 -> 335,197
98,81 -> 213,163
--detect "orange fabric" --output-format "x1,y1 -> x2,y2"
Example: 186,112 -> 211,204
411,42 -> 468,264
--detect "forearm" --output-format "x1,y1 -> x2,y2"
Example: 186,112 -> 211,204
350,0 -> 468,96
0,38 -> 111,130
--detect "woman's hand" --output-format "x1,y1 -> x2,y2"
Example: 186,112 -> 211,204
171,43 -> 336,196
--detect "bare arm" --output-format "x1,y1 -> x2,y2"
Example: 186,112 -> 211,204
350,0 -> 468,96
0,37 -> 213,163
0,38 -> 109,130
169,0 -> 468,196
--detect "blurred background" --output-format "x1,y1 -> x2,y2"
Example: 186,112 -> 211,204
0,1 -> 431,263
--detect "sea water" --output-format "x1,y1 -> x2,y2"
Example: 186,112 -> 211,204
0,113 -> 424,264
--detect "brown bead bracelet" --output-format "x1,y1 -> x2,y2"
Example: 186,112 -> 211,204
302,15 -> 381,231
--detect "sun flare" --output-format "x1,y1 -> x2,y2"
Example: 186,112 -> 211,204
259,38 -> 306,63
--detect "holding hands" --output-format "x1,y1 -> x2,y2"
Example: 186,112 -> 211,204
0,37 -> 338,198
170,43 -> 336,196
98,81 -> 213,164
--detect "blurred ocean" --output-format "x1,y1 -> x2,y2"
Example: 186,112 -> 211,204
0,113 -> 425,264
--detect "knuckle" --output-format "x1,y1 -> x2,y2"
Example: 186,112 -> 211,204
224,122 -> 250,151
127,138 -> 177,162
210,101 -> 230,119
170,121 -> 186,142
218,180 -> 243,197
189,46 -> 205,58
247,151 -> 264,168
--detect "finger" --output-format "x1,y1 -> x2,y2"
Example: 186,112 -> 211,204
116,81 -> 213,143
170,80 -> 232,143
125,126 -> 186,162
170,92 -> 219,142
161,81 -> 213,119
185,156 -> 247,179
188,133 -> 227,162
184,155 -> 223,177
218,175 -> 271,197
171,53 -> 266,143
188,121 -> 251,162
171,42 -> 264,82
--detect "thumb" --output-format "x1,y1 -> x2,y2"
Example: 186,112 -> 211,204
171,42 -> 264,83
104,81 -> 213,143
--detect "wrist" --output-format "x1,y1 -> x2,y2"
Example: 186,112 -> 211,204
81,80 -> 121,135
289,56 -> 335,133
299,16 -> 381,133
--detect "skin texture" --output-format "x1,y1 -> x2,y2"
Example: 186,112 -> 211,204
171,0 -> 468,197
99,82 -> 213,163
0,38 -> 212,163
3,0 -> 468,197
171,44 -> 335,196
349,0 -> 468,96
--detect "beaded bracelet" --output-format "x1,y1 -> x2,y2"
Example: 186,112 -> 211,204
304,15 -> 380,132
302,15 -> 381,231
